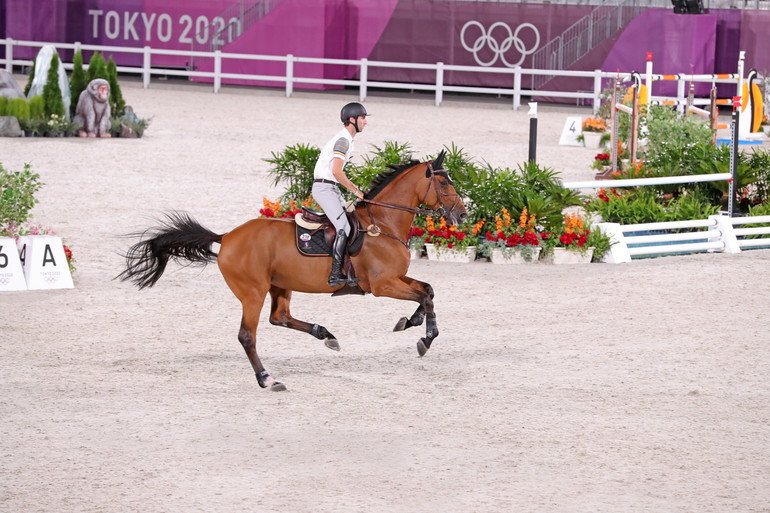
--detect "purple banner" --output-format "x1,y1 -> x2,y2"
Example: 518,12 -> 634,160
602,9 -> 717,97
3,0 -> 770,94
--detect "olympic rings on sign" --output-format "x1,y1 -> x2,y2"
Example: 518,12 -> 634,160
460,21 -> 540,68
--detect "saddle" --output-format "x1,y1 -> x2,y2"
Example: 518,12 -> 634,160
293,201 -> 365,288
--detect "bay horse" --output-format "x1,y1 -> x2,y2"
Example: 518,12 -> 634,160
118,151 -> 467,391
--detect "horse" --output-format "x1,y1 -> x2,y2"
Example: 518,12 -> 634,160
118,150 -> 468,391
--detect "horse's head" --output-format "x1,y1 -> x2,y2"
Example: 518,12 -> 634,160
421,150 -> 468,225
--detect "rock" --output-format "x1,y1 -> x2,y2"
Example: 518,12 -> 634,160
0,70 -> 24,99
0,116 -> 23,137
26,45 -> 72,119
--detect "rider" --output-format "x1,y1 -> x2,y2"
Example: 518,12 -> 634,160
312,102 -> 368,287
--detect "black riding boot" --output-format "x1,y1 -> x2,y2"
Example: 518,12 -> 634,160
328,231 -> 359,287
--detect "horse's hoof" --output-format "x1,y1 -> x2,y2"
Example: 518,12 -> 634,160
270,381 -> 287,392
324,338 -> 340,351
394,317 -> 409,332
417,338 -> 429,357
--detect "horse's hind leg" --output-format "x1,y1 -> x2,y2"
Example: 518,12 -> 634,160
393,279 -> 434,332
238,293 -> 286,392
269,286 -> 341,351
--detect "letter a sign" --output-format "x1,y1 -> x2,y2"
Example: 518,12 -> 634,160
19,235 -> 74,290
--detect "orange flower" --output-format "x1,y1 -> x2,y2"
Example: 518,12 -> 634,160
302,196 -> 314,207
519,208 -> 528,229
495,215 -> 503,232
471,219 -> 485,236
439,217 -> 447,230
426,216 -> 435,231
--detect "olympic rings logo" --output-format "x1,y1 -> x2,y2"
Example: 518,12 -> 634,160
460,21 -> 540,68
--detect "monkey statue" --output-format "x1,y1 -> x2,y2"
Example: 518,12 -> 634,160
74,79 -> 112,138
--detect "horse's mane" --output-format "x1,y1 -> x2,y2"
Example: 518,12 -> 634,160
363,160 -> 421,200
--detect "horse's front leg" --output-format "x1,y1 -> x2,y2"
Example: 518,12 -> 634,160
372,277 -> 438,357
393,278 -> 434,333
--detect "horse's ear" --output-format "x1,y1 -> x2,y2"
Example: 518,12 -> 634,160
433,150 -> 446,170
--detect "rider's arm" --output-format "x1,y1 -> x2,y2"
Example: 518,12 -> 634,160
332,158 -> 364,199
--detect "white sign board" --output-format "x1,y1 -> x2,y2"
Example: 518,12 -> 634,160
19,235 -> 74,290
558,116 -> 584,146
0,237 -> 28,291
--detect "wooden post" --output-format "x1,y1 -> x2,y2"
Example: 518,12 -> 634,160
630,85 -> 639,167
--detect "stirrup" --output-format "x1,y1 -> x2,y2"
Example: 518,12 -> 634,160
328,272 -> 359,287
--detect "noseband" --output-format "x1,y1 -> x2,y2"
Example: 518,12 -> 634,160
420,160 -> 462,222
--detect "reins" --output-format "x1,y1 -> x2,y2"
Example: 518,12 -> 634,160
358,160 -> 461,248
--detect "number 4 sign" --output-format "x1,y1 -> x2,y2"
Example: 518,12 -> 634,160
0,237 -> 28,291
558,116 -> 584,146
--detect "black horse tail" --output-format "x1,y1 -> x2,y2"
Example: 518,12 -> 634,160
118,211 -> 223,289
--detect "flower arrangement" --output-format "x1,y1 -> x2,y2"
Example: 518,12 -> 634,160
479,207 -> 543,261
592,153 -> 611,170
582,117 -> 607,133
45,114 -> 77,136
557,213 -> 589,249
424,215 -> 484,251
258,196 -> 317,219
407,225 -> 426,252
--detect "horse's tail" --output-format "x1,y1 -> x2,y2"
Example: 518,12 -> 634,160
118,211 -> 223,289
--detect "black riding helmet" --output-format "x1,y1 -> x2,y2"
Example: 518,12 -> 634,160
340,102 -> 369,133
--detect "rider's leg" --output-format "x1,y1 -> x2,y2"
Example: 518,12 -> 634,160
311,182 -> 357,287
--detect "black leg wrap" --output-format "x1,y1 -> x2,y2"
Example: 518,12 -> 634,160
409,309 -> 425,327
256,370 -> 270,388
425,312 -> 438,340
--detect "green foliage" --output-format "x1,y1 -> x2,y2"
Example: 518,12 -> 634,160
263,143 -> 320,203
587,188 -> 720,225
42,53 -> 65,118
106,56 -> 125,115
746,148 -> 770,205
586,224 -> 614,262
0,162 -> 43,229
69,49 -> 88,117
348,141 -> 413,190
87,51 -> 109,81
587,189 -> 666,225
643,105 -> 715,171
509,161 -> 585,231
23,51 -> 37,96
6,97 -> 30,121
28,95 -> 45,119
0,96 -> 7,116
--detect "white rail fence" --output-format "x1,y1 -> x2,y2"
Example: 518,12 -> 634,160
598,215 -> 770,263
1,38 -> 743,111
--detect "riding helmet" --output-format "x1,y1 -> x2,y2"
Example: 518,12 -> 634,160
340,102 -> 369,124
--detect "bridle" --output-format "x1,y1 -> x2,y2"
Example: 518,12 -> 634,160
359,160 -> 463,247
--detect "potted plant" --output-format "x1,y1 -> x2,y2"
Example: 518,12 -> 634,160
581,117 -> 607,148
542,212 -> 595,264
423,216 -> 483,263
478,207 -> 542,264
407,225 -> 426,259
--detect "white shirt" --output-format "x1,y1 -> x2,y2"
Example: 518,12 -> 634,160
313,128 -> 354,182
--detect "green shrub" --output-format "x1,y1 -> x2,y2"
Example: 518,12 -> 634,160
263,143 -> 320,203
23,51 -> 38,96
87,51 -> 109,81
28,95 -> 45,119
70,49 -> 88,117
0,162 -> 43,230
0,96 -> 7,116
348,141 -> 413,190
42,53 -> 65,118
106,55 -> 125,115
6,97 -> 30,121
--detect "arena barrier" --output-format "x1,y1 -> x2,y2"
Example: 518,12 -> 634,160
597,214 -> 770,263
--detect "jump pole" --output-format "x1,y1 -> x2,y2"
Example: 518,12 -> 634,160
728,96 -> 741,217
686,83 -> 719,145
610,77 -> 639,172
528,102 -> 537,163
